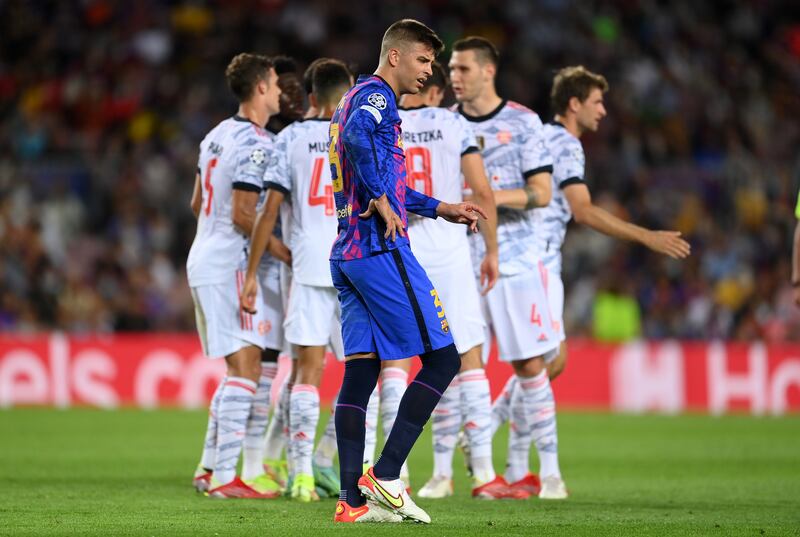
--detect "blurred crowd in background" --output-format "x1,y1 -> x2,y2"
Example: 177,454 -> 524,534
2,0 -> 800,340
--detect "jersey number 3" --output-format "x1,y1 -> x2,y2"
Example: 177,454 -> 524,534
405,147 -> 432,197
309,157 -> 334,216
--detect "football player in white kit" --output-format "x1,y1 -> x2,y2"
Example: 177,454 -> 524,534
241,59 -> 354,502
187,53 -> 285,499
394,62 -> 527,500
489,66 -> 691,496
450,37 -> 563,499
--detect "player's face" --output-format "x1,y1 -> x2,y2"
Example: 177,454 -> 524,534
398,43 -> 435,95
263,68 -> 282,116
449,50 -> 485,103
278,73 -> 304,121
576,87 -> 607,132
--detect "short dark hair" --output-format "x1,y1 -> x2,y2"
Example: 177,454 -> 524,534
452,36 -> 500,66
272,55 -> 298,76
303,57 -> 333,94
550,65 -> 609,116
312,59 -> 353,104
421,61 -> 448,93
225,53 -> 273,101
380,19 -> 444,57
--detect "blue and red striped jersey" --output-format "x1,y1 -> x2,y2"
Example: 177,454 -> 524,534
329,75 -> 440,261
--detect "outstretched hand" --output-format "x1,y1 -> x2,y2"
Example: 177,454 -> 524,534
359,196 -> 406,241
645,230 -> 691,259
437,202 -> 488,233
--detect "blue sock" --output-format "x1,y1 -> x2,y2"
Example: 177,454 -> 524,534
335,358 -> 381,507
374,344 -> 460,480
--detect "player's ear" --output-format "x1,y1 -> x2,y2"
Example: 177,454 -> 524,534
256,78 -> 267,96
568,96 -> 581,114
387,47 -> 401,68
309,93 -> 319,109
483,62 -> 496,80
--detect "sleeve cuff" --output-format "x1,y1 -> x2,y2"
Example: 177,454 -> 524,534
265,181 -> 290,196
232,182 -> 262,193
461,146 -> 480,156
523,165 -> 553,179
559,176 -> 584,189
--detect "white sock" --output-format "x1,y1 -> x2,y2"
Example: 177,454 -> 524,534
525,371 -> 561,478
242,363 -> 277,480
282,380 -> 295,476
199,376 -> 226,471
459,368 -> 495,483
491,375 -> 516,436
431,378 -> 460,479
379,367 -> 408,478
363,386 -> 380,467
214,377 -> 257,485
262,377 -> 288,461
505,370 -> 561,483
314,395 -> 338,468
289,384 -> 320,477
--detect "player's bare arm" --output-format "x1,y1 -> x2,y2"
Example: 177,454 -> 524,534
792,220 -> 800,306
492,171 -> 552,210
240,189 -> 285,314
563,182 -> 690,259
190,171 -> 202,219
462,152 -> 499,292
231,189 -> 260,236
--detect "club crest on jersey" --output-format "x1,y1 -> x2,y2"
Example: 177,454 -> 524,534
497,131 -> 512,144
250,148 -> 266,165
367,93 -> 387,110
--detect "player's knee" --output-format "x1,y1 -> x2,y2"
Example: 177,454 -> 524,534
421,343 -> 460,384
339,357 -> 381,406
459,345 -> 483,372
512,355 -> 545,378
548,349 -> 567,380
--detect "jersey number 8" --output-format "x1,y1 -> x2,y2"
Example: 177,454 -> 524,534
405,146 -> 432,197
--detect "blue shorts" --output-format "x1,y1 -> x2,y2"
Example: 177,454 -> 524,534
330,245 -> 454,360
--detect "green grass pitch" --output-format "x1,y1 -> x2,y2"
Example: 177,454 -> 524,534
1,409 -> 798,536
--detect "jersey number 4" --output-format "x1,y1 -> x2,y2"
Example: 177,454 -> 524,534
309,157 -> 334,216
405,146 -> 432,197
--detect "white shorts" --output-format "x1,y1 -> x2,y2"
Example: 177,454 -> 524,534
257,263 -> 285,352
545,268 -> 566,343
191,270 -> 270,358
483,262 -> 560,362
426,255 -> 486,355
283,281 -> 344,361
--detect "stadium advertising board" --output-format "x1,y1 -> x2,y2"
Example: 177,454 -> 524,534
1,334 -> 798,414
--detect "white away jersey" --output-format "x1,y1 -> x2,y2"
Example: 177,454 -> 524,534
536,122 -> 586,274
399,106 -> 479,268
187,116 -> 271,286
457,100 -> 553,276
263,118 -> 338,287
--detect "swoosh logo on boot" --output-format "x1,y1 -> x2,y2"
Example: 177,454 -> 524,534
368,474 -> 404,508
